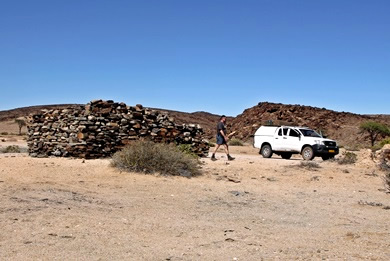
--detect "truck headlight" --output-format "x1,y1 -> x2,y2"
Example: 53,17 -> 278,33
314,140 -> 325,145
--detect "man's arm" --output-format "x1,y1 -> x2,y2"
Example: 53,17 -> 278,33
220,129 -> 228,140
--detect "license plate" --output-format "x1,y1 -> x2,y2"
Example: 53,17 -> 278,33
329,150 -> 335,153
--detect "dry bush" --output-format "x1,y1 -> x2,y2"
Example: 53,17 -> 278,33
208,141 -> 216,147
229,138 -> 244,146
338,152 -> 357,165
378,148 -> 390,193
298,161 -> 321,170
384,172 -> 390,193
111,141 -> 201,177
1,145 -> 21,153
176,144 -> 198,158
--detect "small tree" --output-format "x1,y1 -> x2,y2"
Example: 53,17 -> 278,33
15,118 -> 26,135
359,121 -> 390,147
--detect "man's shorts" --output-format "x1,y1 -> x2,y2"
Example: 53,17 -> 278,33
216,135 -> 226,145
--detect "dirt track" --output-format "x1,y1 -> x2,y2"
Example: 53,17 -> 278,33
1,144 -> 390,260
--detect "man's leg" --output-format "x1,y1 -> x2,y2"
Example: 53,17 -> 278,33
224,144 -> 235,161
223,144 -> 229,155
211,144 -> 220,160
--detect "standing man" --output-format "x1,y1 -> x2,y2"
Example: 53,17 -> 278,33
211,115 -> 235,161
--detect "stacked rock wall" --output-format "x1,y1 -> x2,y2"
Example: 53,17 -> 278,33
27,100 -> 209,158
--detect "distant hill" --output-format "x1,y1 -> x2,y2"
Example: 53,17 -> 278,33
228,102 -> 390,147
0,104 -> 82,122
1,102 -> 389,146
154,108 -> 232,138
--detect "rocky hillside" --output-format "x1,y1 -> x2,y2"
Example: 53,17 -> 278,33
228,102 -> 390,147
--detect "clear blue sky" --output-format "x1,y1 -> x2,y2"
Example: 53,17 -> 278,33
1,0 -> 389,116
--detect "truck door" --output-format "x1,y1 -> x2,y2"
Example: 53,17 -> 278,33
273,127 -> 288,151
285,128 -> 301,152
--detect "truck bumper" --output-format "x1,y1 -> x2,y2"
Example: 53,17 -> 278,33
312,144 -> 339,156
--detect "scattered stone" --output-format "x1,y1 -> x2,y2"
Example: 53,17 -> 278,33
267,177 -> 277,182
229,190 -> 249,196
310,176 -> 320,181
229,191 -> 241,196
365,171 -> 378,177
227,176 -> 241,183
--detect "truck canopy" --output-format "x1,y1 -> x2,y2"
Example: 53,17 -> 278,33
254,126 -> 278,136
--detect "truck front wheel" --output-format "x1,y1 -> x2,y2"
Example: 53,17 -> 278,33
261,144 -> 273,158
302,146 -> 314,160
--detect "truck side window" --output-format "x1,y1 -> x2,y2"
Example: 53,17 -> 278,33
289,129 -> 299,137
278,129 -> 282,136
283,128 -> 288,136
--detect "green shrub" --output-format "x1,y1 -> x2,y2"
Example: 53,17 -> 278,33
1,145 -> 21,153
229,138 -> 244,146
0,132 -> 8,135
111,141 -> 201,177
380,138 -> 390,147
338,152 -> 357,165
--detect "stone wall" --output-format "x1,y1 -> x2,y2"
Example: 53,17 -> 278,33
27,100 -> 209,158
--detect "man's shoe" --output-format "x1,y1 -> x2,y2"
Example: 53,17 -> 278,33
228,155 -> 235,161
211,155 -> 217,161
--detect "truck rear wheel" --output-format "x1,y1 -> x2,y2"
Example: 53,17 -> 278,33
261,144 -> 273,158
281,153 -> 292,159
302,146 -> 314,160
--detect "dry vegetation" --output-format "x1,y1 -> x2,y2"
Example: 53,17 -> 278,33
338,151 -> 358,165
111,140 -> 200,177
1,145 -> 21,153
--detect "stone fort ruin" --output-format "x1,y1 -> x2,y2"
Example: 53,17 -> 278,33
27,100 -> 209,158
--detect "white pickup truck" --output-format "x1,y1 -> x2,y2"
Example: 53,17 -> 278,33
253,126 -> 339,160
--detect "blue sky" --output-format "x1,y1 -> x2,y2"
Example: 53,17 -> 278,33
1,0 -> 389,116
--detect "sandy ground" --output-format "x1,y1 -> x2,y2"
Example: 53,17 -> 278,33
1,142 -> 390,260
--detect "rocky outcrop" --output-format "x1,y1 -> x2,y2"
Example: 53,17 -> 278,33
27,100 -> 209,158
228,102 -> 390,147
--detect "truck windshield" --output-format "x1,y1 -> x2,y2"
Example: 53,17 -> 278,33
299,129 -> 322,137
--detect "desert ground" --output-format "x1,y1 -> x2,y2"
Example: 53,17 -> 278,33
1,136 -> 390,260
